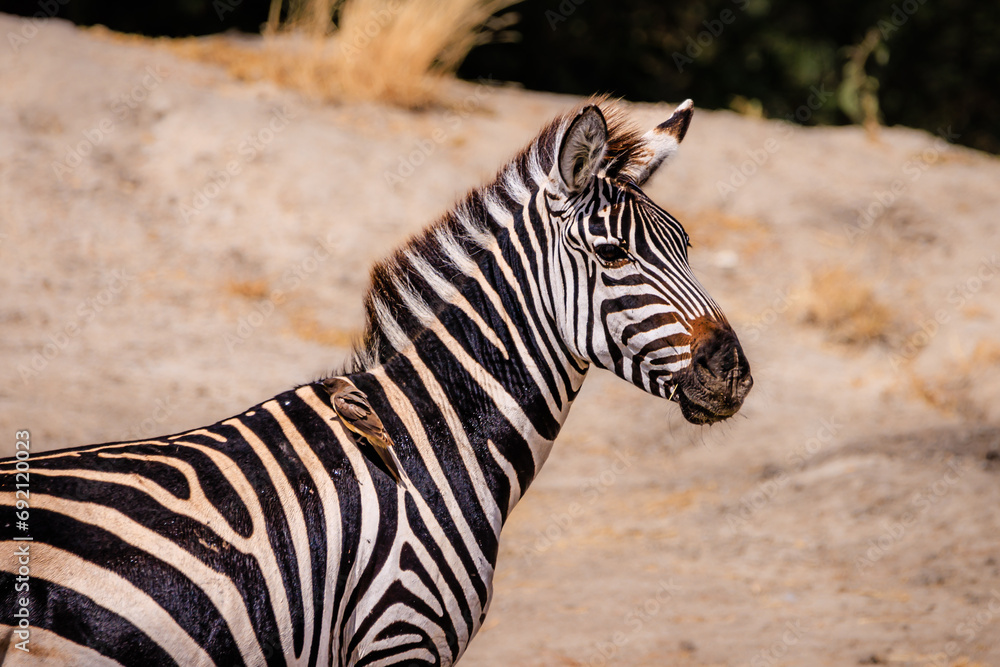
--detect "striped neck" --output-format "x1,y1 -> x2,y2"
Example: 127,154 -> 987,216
350,206 -> 588,526
345,180 -> 597,531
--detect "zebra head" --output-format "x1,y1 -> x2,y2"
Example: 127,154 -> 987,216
544,101 -> 752,424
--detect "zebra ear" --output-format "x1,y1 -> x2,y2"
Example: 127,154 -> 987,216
625,99 -> 693,185
557,105 -> 608,193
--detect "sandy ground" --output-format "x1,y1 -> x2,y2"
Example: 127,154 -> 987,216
2,14 -> 1000,666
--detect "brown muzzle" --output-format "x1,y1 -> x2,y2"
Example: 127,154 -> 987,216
672,317 -> 753,424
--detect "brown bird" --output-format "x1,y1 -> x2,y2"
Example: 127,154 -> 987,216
322,376 -> 401,483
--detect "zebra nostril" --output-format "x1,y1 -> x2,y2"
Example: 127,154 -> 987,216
694,338 -> 728,381
692,333 -> 752,403
693,346 -> 717,382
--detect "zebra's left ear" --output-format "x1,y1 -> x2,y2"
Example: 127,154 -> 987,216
556,105 -> 608,193
623,99 -> 694,186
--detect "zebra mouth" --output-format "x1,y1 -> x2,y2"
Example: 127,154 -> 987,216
671,386 -> 739,425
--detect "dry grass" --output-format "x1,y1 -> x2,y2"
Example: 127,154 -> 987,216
225,279 -> 271,300
908,374 -> 965,417
324,0 -> 515,104
800,267 -> 894,345
970,338 -> 1000,366
898,338 -> 999,419
907,372 -> 985,421
164,0 -> 518,107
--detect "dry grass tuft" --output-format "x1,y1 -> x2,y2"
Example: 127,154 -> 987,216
322,0 -> 515,105
907,372 -> 985,421
970,338 -> 1000,366
902,339 -> 1000,420
801,267 -> 894,345
226,279 -> 271,300
165,0 -> 517,107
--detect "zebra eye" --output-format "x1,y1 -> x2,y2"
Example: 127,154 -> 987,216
594,242 -> 630,266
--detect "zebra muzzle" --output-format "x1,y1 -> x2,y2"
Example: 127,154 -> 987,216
675,320 -> 753,424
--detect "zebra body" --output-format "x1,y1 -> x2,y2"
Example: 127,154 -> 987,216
1,99 -> 752,665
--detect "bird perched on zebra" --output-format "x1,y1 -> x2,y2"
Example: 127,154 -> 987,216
1,97 -> 752,666
323,377 -> 401,483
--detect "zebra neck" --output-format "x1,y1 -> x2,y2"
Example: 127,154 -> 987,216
353,240 -> 589,526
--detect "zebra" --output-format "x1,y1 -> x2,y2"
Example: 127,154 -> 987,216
1,98 -> 752,666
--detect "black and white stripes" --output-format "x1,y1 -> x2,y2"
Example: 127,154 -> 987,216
1,99 -> 751,666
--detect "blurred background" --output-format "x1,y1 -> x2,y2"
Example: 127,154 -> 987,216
3,0 -> 998,153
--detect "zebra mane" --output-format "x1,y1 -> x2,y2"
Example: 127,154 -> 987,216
343,98 -> 645,373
